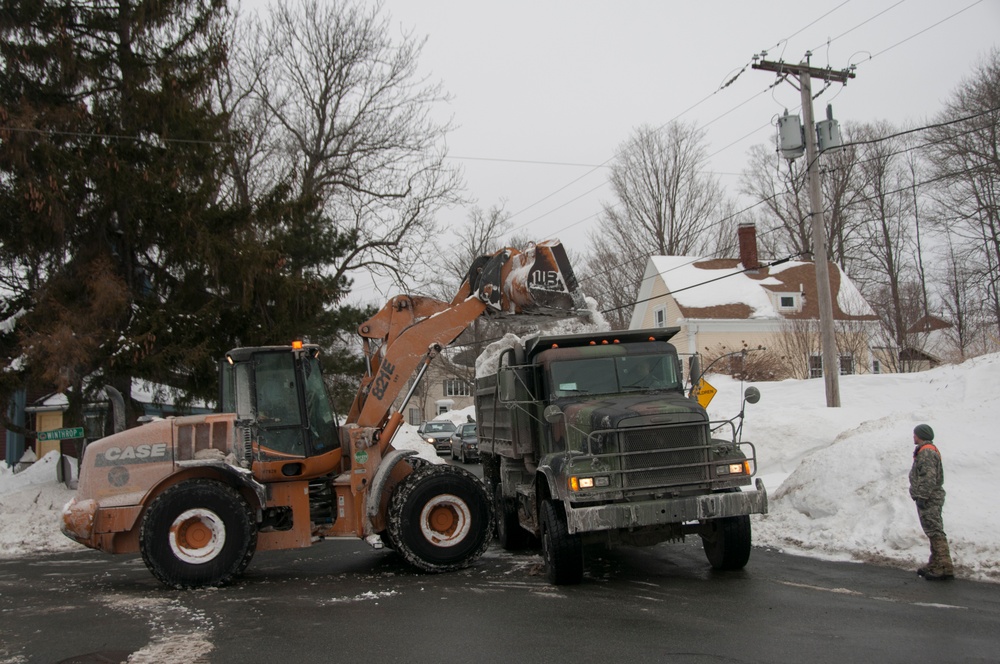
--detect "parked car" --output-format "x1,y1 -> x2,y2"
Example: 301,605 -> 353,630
417,420 -> 457,454
450,422 -> 479,463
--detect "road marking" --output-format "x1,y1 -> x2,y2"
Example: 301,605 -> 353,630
777,580 -> 968,610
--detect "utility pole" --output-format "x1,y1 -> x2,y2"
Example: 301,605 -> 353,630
753,54 -> 855,408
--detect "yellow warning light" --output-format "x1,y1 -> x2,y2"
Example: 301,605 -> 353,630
292,340 -> 303,349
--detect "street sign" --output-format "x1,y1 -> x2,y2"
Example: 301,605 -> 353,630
37,427 -> 85,442
696,378 -> 717,408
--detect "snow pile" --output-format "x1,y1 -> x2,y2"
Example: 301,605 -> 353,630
3,353 -> 998,583
0,451 -> 83,557
706,352 -> 1000,582
475,295 -> 611,378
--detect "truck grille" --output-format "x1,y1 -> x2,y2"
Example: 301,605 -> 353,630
619,425 -> 708,490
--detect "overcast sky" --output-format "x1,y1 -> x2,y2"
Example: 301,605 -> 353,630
247,1 -> 1000,303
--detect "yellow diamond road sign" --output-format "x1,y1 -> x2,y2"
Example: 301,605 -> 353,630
696,378 -> 717,408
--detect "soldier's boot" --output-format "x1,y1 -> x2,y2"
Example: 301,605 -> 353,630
924,536 -> 955,581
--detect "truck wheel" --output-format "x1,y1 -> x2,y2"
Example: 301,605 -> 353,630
540,500 -> 583,585
495,483 -> 531,550
387,464 -> 494,573
139,479 -> 257,589
701,515 -> 752,570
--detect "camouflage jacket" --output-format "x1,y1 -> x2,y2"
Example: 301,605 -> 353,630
909,444 -> 945,503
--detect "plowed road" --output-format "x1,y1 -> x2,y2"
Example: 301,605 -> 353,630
1,537 -> 997,664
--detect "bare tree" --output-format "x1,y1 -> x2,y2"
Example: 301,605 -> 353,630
926,48 -> 1000,343
849,121 -> 918,352
740,143 -> 812,259
740,129 -> 865,271
577,244 -> 642,330
223,0 -> 462,289
587,121 -> 730,317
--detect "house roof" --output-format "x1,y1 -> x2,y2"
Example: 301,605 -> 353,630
644,255 -> 877,322
907,314 -> 952,334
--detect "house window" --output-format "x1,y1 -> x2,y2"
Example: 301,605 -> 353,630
808,355 -> 822,379
776,293 -> 799,311
444,379 -> 471,397
436,405 -> 449,415
872,359 -> 881,374
653,307 -> 667,328
839,355 -> 855,375
407,407 -> 422,425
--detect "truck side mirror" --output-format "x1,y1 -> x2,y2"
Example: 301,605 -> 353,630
743,386 -> 761,404
497,366 -> 534,403
543,404 -> 563,423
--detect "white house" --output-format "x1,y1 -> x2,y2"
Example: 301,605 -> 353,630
629,224 -> 885,379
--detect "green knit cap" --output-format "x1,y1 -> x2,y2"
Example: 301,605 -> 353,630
914,423 -> 934,441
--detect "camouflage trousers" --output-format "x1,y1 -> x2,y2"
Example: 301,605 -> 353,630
916,500 -> 946,539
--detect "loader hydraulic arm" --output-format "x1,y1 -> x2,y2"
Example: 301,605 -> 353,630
345,240 -> 585,448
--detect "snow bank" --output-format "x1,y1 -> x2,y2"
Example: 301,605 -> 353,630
0,452 -> 84,557
707,352 -> 1000,581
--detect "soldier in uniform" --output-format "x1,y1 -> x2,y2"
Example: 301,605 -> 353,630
909,423 -> 955,580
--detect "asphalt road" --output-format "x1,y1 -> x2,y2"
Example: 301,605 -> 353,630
3,459 -> 997,664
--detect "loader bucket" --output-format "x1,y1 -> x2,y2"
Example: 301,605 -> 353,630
468,240 -> 588,317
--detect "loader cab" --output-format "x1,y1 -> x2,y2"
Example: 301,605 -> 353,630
219,344 -> 339,460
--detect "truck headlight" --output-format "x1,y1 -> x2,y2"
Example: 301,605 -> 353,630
570,476 -> 610,491
716,462 -> 750,475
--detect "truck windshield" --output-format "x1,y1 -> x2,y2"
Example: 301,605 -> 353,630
550,353 -> 679,398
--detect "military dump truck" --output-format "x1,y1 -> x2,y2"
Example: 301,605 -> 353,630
476,327 -> 767,584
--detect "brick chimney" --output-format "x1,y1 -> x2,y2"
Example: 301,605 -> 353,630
737,223 -> 759,270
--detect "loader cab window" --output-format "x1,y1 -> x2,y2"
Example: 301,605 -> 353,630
254,353 -> 306,457
301,356 -> 337,452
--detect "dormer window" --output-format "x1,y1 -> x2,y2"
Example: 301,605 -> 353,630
776,293 -> 800,312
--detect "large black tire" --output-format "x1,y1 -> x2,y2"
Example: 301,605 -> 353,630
701,515 -> 752,570
494,482 -> 531,551
540,500 -> 583,585
387,464 -> 494,572
139,479 -> 257,589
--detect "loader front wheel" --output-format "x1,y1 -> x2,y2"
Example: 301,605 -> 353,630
140,480 -> 257,589
387,464 -> 493,573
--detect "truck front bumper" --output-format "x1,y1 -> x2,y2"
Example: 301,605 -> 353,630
564,478 -> 768,535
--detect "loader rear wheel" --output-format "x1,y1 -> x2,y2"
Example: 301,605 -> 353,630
387,464 -> 493,572
701,515 -> 752,570
140,480 -> 257,589
540,500 -> 583,585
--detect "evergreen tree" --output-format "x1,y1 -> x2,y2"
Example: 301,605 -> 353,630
0,0 -> 355,425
